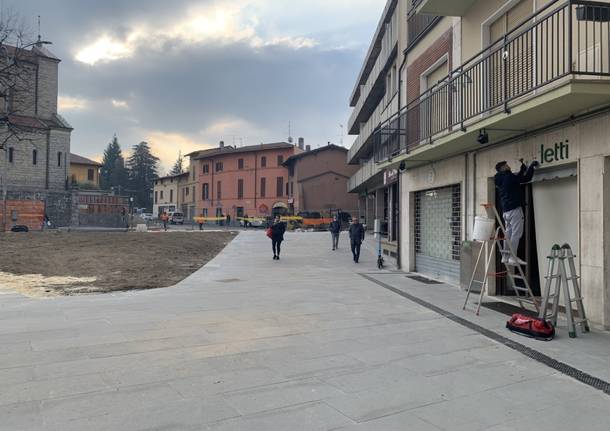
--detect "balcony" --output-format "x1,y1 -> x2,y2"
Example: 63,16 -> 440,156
416,0 -> 477,17
382,1 -> 610,169
348,158 -> 383,193
407,2 -> 442,50
348,93 -> 400,164
348,10 -> 399,134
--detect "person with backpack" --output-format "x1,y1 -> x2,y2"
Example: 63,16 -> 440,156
329,215 -> 341,251
348,218 -> 365,263
494,159 -> 539,265
269,216 -> 286,260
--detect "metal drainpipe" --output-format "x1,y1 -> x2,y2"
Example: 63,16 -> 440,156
395,44 -> 408,270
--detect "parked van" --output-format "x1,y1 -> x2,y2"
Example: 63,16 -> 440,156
170,212 -> 184,225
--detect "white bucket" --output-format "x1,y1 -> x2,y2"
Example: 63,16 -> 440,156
473,216 -> 495,241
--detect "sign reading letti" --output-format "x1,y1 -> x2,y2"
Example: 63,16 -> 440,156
540,140 -> 569,165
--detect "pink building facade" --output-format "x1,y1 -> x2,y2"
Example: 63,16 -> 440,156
188,142 -> 300,220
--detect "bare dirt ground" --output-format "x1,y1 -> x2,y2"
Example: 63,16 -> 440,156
0,231 -> 235,297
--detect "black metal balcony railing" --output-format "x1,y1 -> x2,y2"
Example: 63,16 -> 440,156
376,0 -> 610,161
407,2 -> 441,50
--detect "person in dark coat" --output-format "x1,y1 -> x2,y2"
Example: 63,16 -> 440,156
270,216 -> 286,260
494,159 -> 538,265
329,216 -> 341,250
348,218 -> 365,263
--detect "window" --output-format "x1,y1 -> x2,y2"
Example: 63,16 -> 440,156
237,179 -> 244,199
155,191 -> 158,204
170,189 -> 173,203
238,158 -> 244,169
276,177 -> 284,197
57,152 -> 62,167
286,182 -> 289,197
202,208 -> 208,217
215,162 -> 223,172
260,177 -> 266,198
290,182 -> 294,196
261,156 -> 267,168
203,164 -> 209,174
8,147 -> 13,163
192,186 -> 195,202
202,183 -> 209,200
185,187 -> 189,196
32,149 -> 37,165
160,190 -> 164,200
217,181 -> 222,200
277,155 -> 284,166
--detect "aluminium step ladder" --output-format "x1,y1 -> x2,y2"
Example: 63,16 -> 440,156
463,204 -> 540,316
539,244 -> 589,338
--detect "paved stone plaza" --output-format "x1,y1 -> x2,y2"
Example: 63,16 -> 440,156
1,231 -> 609,430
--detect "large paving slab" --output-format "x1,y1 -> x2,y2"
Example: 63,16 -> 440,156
0,231 -> 609,430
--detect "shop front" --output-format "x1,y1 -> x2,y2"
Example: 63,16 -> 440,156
400,113 -> 610,328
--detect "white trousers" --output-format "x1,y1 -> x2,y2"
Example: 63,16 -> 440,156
503,207 -> 524,255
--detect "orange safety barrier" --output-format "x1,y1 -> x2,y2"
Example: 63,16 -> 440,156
301,218 -> 333,226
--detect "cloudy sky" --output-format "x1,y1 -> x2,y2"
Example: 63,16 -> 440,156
14,0 -> 385,172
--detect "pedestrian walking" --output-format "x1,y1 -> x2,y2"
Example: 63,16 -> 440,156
269,216 -> 286,260
494,159 -> 539,264
348,218 -> 365,263
160,212 -> 169,232
329,215 -> 341,250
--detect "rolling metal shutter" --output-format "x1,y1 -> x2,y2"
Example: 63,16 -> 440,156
415,184 -> 461,284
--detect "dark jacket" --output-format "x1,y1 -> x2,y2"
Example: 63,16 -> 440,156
494,163 -> 535,212
270,222 -> 286,241
329,220 -> 341,234
349,223 -> 365,244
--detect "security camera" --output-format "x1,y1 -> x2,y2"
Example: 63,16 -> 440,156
477,130 -> 489,145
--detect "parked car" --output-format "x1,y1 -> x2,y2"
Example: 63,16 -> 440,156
170,212 -> 184,225
141,213 -> 154,222
240,218 -> 265,228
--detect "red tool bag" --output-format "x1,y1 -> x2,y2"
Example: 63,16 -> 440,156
506,313 -> 555,341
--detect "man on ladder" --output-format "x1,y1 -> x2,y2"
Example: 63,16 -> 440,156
494,159 -> 539,265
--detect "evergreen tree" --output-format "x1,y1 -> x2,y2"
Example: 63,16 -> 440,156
126,141 -> 160,209
169,151 -> 184,175
100,135 -> 128,192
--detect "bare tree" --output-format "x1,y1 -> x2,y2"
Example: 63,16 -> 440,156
0,8 -> 37,149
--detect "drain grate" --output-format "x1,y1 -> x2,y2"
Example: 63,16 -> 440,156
481,301 -> 538,318
405,275 -> 443,285
361,273 -> 610,396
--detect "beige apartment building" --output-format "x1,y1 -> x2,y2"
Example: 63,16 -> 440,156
153,172 -> 189,217
352,0 -> 610,327
347,0 -> 407,266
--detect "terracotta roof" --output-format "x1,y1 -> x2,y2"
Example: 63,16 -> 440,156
187,142 -> 295,160
283,144 -> 347,166
6,115 -> 48,130
70,153 -> 102,166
